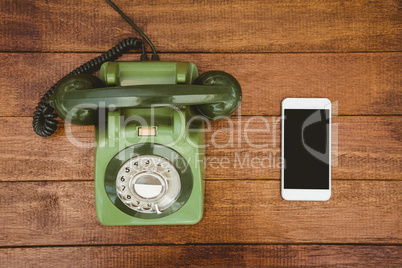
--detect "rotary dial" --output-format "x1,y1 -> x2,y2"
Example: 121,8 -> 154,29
116,155 -> 181,214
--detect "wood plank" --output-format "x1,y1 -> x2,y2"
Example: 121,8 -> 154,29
0,116 -> 400,182
0,245 -> 400,267
0,180 -> 400,246
1,53 -> 401,117
0,0 -> 400,52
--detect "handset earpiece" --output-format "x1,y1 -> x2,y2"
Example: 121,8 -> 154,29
51,74 -> 106,125
193,71 -> 242,120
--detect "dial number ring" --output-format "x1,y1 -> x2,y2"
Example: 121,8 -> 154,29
116,155 -> 181,214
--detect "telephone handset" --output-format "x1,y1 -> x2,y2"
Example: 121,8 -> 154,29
33,1 -> 242,225
49,65 -> 241,125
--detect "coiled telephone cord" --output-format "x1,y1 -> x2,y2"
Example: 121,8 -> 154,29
33,37 -> 144,137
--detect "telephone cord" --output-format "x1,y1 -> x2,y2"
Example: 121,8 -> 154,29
32,37 -> 144,137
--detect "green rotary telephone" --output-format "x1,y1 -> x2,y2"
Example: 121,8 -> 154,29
33,1 -> 241,225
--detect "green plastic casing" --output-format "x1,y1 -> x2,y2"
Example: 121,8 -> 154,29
95,62 -> 204,225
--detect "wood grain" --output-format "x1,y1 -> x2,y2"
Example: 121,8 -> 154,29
0,180 -> 400,246
1,1 -> 401,265
0,0 -> 400,53
0,245 -> 400,267
0,116 -> 400,182
1,52 -> 401,117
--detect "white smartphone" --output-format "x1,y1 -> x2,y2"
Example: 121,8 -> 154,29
281,98 -> 331,201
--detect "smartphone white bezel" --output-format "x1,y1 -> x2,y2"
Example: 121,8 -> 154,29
281,98 -> 331,201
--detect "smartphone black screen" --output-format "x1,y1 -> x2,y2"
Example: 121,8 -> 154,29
284,109 -> 330,189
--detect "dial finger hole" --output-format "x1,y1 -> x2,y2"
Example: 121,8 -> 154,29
131,200 -> 140,207
156,162 -> 164,172
141,158 -> 153,169
122,194 -> 132,201
117,185 -> 127,192
119,176 -> 126,182
162,169 -> 172,178
133,161 -> 140,169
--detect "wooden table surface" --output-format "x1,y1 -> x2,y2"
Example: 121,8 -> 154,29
0,0 -> 401,267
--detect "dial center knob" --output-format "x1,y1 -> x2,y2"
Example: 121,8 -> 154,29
133,173 -> 165,199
